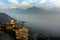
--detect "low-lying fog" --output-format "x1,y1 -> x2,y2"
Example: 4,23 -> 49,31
7,13 -> 60,37
1,7 -> 60,37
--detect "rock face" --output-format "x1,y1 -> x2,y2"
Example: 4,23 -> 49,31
15,27 -> 28,40
0,13 -> 16,40
0,13 -> 16,24
0,31 -> 15,40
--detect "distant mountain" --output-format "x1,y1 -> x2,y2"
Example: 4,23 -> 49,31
1,6 -> 46,14
0,13 -> 16,24
1,7 -> 60,14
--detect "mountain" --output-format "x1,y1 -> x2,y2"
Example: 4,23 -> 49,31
0,13 -> 16,24
1,6 -> 46,14
1,7 -> 60,14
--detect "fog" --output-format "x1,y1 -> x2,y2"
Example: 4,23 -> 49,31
1,7 -> 60,37
6,13 -> 60,37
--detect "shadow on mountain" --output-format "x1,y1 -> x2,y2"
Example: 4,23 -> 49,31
0,13 -> 16,24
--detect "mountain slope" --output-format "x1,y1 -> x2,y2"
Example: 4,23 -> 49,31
0,13 -> 16,24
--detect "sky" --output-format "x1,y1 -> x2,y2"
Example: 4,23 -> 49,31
0,0 -> 60,9
1,0 -> 60,37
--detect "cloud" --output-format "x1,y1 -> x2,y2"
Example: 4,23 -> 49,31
34,0 -> 60,9
52,0 -> 60,7
8,0 -> 57,9
0,2 -> 8,9
18,1 -> 33,9
8,0 -> 18,4
0,0 -> 60,9
0,2 -> 17,9
40,0 -> 47,4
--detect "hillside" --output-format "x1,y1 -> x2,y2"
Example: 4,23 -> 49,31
0,13 -> 16,24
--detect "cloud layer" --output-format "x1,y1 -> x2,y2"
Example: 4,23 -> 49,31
0,0 -> 60,9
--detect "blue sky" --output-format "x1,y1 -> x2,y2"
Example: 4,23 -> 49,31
0,0 -> 53,4
0,0 -> 59,9
0,0 -> 10,4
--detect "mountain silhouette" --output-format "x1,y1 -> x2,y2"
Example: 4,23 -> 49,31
0,13 -> 16,24
1,6 -> 46,14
